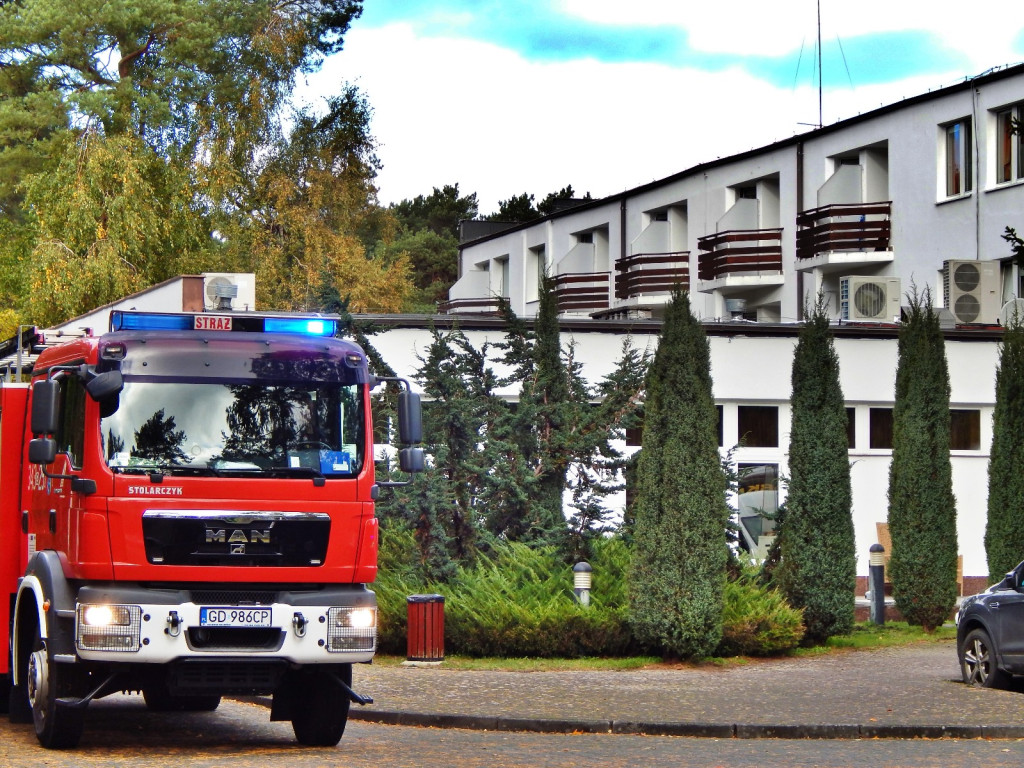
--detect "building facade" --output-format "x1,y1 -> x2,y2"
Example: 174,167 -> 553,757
448,64 -> 1024,325
442,65 -> 1024,584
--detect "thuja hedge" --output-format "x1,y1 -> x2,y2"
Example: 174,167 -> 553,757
374,528 -> 804,658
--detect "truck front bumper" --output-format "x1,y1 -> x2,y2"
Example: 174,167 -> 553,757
72,584 -> 376,665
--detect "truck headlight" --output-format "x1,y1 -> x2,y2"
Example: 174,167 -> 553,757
77,604 -> 142,652
326,606 -> 376,652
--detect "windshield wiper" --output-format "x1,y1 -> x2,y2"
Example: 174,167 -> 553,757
266,466 -> 326,486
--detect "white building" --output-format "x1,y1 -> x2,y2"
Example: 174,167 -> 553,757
448,64 -> 1024,324
438,64 -> 1024,586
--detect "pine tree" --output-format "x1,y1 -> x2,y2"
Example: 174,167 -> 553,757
629,291 -> 729,657
887,288 -> 958,630
776,298 -> 855,642
986,312 -> 1024,581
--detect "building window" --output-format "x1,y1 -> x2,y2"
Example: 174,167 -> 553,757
737,463 -> 779,553
526,245 -> 544,303
997,105 -> 1024,184
945,118 -> 973,196
869,407 -> 893,449
737,405 -> 778,448
495,257 -> 510,298
950,409 -> 981,450
846,407 -> 856,449
736,185 -> 757,200
577,232 -> 594,244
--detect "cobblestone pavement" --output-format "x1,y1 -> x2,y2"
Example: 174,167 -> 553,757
342,640 -> 1024,738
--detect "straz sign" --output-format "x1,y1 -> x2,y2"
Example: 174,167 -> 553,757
194,315 -> 233,331
206,528 -> 271,555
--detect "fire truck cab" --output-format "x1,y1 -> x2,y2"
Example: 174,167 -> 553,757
0,310 -> 421,749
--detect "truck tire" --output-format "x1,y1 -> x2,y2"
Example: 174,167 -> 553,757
291,665 -> 351,747
27,625 -> 85,749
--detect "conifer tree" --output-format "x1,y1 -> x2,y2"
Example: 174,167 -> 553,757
776,297 -> 855,642
629,291 -> 729,657
887,288 -> 958,630
986,311 -> 1024,581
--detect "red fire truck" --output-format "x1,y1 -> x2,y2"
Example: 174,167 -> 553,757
0,310 -> 422,749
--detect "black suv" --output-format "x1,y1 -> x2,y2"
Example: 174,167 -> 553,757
957,561 -> 1024,688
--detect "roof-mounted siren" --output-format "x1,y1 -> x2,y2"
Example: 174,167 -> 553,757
839,276 -> 901,322
943,260 -> 1000,325
203,273 -> 256,312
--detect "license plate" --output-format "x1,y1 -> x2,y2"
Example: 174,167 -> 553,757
199,607 -> 273,628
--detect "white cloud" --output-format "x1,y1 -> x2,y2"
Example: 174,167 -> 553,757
294,22 -> 990,214
560,0 -> 1023,67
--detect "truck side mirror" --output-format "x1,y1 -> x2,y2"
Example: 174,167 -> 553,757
30,380 -> 60,435
28,438 -> 57,465
85,370 -> 123,402
397,391 -> 422,445
399,447 -> 425,474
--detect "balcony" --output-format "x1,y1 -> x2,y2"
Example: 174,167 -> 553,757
696,229 -> 783,282
795,202 -> 893,272
440,270 -> 502,315
552,272 -> 610,313
614,251 -> 689,300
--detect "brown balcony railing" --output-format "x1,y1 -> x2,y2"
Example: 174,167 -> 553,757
437,296 -> 503,315
796,201 -> 892,260
552,272 -> 610,313
614,251 -> 689,299
696,229 -> 783,281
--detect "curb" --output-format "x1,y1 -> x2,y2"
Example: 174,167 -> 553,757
346,709 -> 1024,740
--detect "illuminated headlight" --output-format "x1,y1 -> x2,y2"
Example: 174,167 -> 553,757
326,606 -> 376,652
77,604 -> 142,652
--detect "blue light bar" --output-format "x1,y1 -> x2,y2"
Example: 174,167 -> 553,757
109,311 -> 339,337
110,311 -> 192,331
264,317 -> 337,336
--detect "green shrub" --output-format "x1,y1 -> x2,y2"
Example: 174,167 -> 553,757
373,533 -> 804,658
717,573 -> 805,656
374,535 -> 636,657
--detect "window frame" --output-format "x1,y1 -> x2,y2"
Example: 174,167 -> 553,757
944,118 -> 973,197
996,104 -> 1024,185
737,405 -> 778,448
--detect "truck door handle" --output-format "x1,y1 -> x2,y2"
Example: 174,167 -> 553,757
49,509 -> 56,534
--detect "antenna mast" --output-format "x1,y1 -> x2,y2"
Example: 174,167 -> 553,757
817,0 -> 823,128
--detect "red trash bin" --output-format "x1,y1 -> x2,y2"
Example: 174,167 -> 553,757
406,594 -> 445,662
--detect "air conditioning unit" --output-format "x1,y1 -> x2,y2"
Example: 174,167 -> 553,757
943,260 -> 1000,324
839,276 -> 901,321
203,273 -> 256,312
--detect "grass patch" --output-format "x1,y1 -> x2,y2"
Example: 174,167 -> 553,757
372,622 -> 958,671
794,621 -> 957,654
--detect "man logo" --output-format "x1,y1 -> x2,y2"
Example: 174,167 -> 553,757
206,529 -> 271,553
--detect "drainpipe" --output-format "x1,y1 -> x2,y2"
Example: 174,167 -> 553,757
796,141 -> 805,320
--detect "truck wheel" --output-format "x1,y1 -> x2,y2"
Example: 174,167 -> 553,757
143,682 -> 221,712
27,625 -> 85,749
291,665 -> 351,746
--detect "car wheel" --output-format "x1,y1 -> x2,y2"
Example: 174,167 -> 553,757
961,627 -> 1011,689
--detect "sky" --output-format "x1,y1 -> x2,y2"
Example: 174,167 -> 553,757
294,0 -> 1024,216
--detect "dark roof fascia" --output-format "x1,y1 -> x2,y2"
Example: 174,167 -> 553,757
353,314 -> 1004,342
457,63 -> 1024,250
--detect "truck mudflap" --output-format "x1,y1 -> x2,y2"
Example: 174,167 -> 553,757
72,584 -> 376,665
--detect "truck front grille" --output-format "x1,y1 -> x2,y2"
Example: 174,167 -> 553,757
142,511 -> 329,567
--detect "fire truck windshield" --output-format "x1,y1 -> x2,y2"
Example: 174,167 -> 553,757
100,380 -> 364,477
